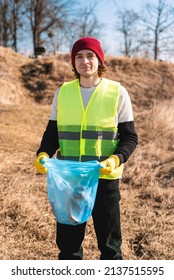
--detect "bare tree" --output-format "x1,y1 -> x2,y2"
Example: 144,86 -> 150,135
114,7 -> 143,57
0,0 -> 11,47
25,0 -> 77,55
64,3 -> 103,50
141,0 -> 174,60
0,0 -> 26,51
10,0 -> 25,52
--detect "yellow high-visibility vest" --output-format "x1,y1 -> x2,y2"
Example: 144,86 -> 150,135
57,78 -> 123,179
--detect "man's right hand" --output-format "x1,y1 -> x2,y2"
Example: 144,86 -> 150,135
34,152 -> 49,174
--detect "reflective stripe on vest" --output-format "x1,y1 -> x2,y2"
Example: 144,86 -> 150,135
57,78 -> 123,179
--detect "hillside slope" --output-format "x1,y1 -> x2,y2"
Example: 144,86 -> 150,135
1,46 -> 174,107
0,47 -> 173,260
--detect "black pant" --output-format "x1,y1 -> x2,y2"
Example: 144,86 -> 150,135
56,179 -> 122,260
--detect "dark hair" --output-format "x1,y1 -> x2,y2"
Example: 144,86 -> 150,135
72,64 -> 107,79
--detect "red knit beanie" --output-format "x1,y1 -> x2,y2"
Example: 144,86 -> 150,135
71,37 -> 104,68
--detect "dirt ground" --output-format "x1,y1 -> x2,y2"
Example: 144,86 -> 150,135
0,47 -> 173,260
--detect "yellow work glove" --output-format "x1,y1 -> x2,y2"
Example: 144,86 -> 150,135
100,155 -> 120,175
34,152 -> 49,174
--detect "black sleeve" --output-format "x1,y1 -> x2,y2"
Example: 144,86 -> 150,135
114,121 -> 138,164
36,120 -> 59,157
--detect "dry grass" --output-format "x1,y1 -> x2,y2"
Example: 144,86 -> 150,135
0,47 -> 173,260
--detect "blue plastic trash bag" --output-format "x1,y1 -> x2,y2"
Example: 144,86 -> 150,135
42,158 -> 101,225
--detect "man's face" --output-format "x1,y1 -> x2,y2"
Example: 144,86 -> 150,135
74,49 -> 100,78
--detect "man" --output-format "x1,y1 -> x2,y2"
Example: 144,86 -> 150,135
34,37 -> 138,260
